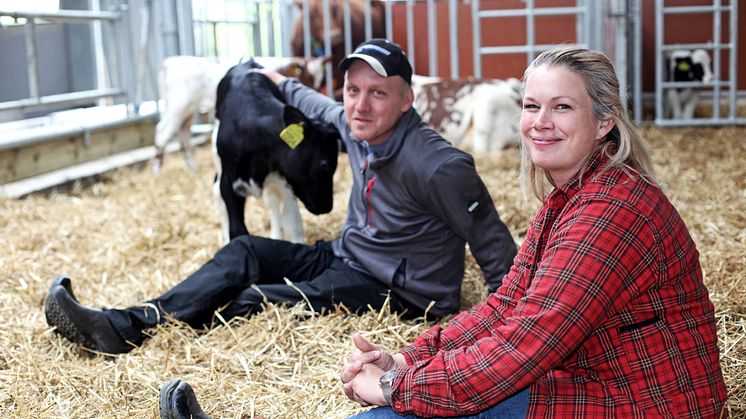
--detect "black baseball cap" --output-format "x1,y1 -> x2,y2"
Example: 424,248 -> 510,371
339,39 -> 413,85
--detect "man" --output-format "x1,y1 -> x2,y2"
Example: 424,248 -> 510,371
44,39 -> 517,356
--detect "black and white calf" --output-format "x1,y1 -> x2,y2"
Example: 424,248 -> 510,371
153,55 -> 329,173
213,59 -> 339,244
666,49 -> 713,120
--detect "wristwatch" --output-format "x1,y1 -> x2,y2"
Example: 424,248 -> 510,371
379,369 -> 397,405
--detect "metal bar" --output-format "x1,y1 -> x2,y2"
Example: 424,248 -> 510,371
526,0 -> 536,65
480,43 -> 587,56
654,118 -> 746,127
365,0 -> 372,40
253,1 -> 262,55
661,5 -> 733,14
0,112 -> 157,152
660,42 -> 730,51
323,0 -> 333,97
407,0 -> 415,72
427,0 -> 437,76
582,0 -> 593,51
385,0 -> 392,42
0,88 -> 127,113
0,9 -> 119,21
134,0 -> 151,107
192,17 -> 259,24
712,0 -> 721,119
471,0 -> 480,79
279,0 -> 291,56
266,2 -> 276,56
119,3 -> 135,113
633,0 -> 643,123
175,0 -> 189,54
660,80 -> 731,88
24,18 -> 40,99
344,0 -> 352,54
654,0 -> 663,122
611,0 -> 626,108
449,0 -> 458,79
729,0 -> 738,120
479,6 -> 585,18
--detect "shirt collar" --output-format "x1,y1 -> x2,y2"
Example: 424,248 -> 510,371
548,151 -> 609,204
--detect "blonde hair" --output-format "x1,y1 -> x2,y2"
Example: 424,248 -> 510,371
519,47 -> 661,200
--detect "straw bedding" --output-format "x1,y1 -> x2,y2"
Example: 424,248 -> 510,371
0,126 -> 744,418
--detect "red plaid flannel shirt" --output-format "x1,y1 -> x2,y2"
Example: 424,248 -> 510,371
392,153 -> 727,418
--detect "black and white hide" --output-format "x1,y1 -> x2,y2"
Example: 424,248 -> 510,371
213,60 -> 339,244
666,49 -> 713,120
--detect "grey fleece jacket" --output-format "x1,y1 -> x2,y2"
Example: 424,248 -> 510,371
280,79 -> 517,316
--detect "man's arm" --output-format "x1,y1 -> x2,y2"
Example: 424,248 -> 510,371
258,68 -> 287,85
260,69 -> 346,132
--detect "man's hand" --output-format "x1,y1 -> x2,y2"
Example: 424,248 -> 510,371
256,68 -> 287,85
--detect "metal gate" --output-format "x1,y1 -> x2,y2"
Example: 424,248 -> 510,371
652,0 -> 743,126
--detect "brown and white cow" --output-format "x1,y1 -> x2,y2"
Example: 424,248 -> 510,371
153,55 -> 329,173
291,0 -> 385,100
412,75 -> 522,154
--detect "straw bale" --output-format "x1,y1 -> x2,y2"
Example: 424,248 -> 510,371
0,125 -> 744,418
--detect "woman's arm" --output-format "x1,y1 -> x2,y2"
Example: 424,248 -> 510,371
390,197 -> 660,417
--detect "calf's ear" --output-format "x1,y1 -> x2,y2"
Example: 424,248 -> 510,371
282,105 -> 307,126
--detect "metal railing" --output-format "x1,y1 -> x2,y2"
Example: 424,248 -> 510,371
0,7 -> 134,115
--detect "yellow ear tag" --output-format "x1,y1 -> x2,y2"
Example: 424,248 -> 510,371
677,61 -> 690,72
280,122 -> 305,149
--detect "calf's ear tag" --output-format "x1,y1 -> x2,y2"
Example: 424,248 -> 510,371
677,61 -> 690,72
280,122 -> 304,149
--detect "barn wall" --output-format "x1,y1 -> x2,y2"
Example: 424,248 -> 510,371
389,0 -> 745,92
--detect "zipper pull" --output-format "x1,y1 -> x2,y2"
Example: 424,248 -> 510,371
361,158 -> 368,175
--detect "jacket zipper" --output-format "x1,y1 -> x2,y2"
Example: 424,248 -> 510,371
366,177 -> 376,225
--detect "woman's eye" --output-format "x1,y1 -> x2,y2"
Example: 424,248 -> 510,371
523,103 -> 539,110
556,103 -> 572,110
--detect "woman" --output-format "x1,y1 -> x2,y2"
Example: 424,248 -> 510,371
339,47 -> 727,417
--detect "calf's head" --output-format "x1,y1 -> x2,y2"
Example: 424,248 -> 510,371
669,49 -> 712,84
278,106 -> 340,215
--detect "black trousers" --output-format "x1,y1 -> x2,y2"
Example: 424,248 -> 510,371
105,235 -> 425,345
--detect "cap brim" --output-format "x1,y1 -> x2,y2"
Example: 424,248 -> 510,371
340,54 -> 388,78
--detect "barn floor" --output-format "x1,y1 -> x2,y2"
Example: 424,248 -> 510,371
0,126 -> 744,418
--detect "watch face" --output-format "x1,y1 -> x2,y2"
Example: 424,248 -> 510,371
380,370 -> 396,385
